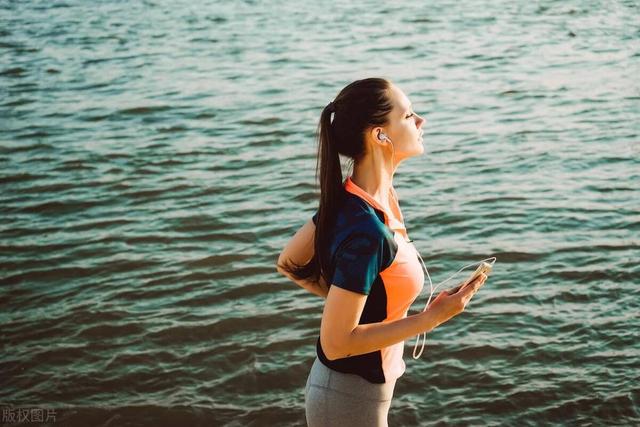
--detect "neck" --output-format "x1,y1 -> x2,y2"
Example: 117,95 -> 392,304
351,150 -> 398,209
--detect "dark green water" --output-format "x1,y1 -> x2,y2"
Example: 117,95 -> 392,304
1,0 -> 639,426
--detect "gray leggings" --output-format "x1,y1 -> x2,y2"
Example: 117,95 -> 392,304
304,357 -> 397,427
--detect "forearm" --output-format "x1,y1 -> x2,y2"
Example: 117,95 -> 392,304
277,267 -> 328,298
327,309 -> 441,359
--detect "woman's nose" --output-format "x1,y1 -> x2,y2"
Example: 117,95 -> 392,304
416,114 -> 425,128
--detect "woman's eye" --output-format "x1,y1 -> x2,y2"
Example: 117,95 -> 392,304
406,113 -> 414,119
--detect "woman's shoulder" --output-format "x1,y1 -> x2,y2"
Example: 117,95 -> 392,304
310,196 -> 398,271
332,198 -> 398,273
312,193 -> 388,235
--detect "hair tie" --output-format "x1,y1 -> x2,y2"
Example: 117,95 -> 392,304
327,101 -> 336,124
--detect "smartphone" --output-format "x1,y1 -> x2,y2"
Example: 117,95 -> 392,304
447,261 -> 493,295
462,261 -> 493,287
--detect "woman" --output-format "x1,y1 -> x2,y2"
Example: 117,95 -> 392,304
276,77 -> 488,426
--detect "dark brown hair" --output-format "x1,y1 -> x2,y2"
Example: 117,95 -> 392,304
278,77 -> 394,287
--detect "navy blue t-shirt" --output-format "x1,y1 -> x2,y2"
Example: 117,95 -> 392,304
311,192 -> 399,383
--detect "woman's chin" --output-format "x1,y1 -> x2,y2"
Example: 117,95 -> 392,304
403,147 -> 424,161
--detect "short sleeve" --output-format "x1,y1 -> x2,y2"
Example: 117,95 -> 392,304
312,211 -> 318,225
331,231 -> 385,295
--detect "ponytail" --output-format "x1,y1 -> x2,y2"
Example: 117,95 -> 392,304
314,102 -> 346,284
278,78 -> 393,287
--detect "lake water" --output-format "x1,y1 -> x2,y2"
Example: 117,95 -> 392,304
1,0 -> 639,425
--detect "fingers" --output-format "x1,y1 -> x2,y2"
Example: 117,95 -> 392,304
460,273 -> 487,307
446,284 -> 462,295
433,272 -> 489,312
463,273 -> 487,292
444,273 -> 485,298
428,291 -> 448,307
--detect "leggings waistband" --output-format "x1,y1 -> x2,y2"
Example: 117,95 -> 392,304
306,357 -> 396,401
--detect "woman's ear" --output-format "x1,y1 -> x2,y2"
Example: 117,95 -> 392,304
369,127 -> 385,145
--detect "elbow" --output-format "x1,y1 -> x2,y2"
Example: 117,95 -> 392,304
276,255 -> 297,277
320,331 -> 351,361
321,338 -> 341,361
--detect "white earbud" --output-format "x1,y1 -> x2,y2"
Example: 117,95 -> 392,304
378,131 -> 390,142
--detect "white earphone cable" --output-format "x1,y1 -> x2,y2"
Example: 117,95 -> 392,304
382,131 -> 495,359
410,244 -> 496,359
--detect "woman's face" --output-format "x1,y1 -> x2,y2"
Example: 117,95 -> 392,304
379,84 -> 426,160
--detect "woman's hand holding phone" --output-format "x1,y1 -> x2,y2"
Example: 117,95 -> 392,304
424,262 -> 491,328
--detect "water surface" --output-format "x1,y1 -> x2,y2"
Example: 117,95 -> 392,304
1,0 -> 639,425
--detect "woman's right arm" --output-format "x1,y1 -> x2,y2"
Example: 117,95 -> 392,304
277,266 -> 329,298
276,218 -> 328,298
320,273 -> 487,360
